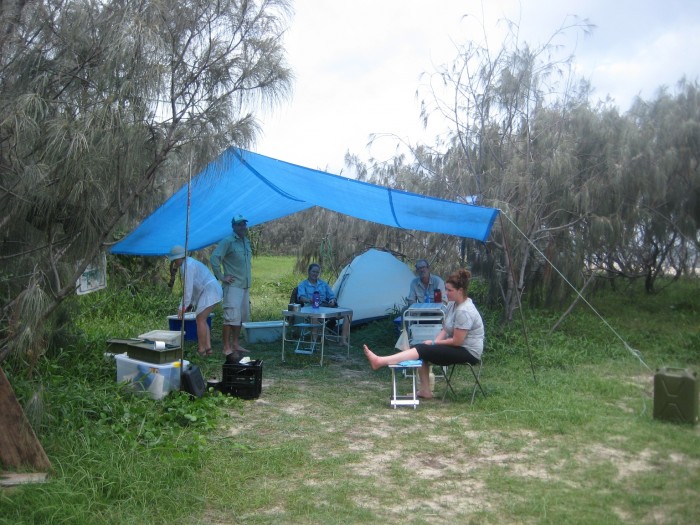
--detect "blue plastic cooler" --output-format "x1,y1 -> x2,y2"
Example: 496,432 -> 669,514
167,313 -> 214,341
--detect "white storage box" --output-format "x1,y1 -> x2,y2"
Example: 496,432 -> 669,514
115,353 -> 187,400
138,330 -> 182,346
242,321 -> 285,343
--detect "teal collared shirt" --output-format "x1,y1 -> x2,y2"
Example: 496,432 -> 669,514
210,233 -> 252,289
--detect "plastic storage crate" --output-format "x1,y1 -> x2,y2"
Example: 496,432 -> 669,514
126,344 -> 182,364
220,360 -> 263,399
138,330 -> 183,346
115,353 -> 187,400
107,338 -> 182,364
242,321 -> 284,343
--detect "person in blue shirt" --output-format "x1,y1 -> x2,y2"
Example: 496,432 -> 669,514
296,263 -> 337,307
407,259 -> 445,305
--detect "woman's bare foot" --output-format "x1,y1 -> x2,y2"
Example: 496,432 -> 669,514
363,344 -> 383,370
234,344 -> 250,353
417,391 -> 433,399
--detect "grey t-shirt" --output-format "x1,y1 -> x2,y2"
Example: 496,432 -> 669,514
443,298 -> 484,359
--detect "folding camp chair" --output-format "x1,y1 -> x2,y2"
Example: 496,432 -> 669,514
406,323 -> 450,386
441,353 -> 486,404
408,324 -> 442,346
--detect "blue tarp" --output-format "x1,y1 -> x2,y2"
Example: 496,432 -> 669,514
111,148 -> 499,255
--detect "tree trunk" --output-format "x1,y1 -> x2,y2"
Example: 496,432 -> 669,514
0,366 -> 51,473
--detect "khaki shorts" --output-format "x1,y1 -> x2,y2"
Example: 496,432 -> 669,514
222,286 -> 250,325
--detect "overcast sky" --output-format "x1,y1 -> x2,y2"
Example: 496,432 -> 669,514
255,0 -> 700,174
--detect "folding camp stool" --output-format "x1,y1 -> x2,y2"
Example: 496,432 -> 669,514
441,358 -> 486,404
388,360 -> 423,409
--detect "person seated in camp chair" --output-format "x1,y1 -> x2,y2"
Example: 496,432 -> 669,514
296,263 -> 341,335
407,259 -> 446,305
297,263 -> 337,307
364,268 -> 484,399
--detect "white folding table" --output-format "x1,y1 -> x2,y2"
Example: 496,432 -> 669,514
281,306 -> 353,365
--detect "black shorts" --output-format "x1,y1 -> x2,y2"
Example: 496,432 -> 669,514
414,343 -> 480,366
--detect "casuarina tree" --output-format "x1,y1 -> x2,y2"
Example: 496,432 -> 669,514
0,0 -> 293,365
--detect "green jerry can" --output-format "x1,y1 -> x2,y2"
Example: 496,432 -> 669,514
653,367 -> 698,425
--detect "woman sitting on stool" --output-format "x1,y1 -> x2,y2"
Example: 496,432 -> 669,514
363,268 -> 484,399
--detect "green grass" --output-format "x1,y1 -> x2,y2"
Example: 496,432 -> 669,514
1,259 -> 699,524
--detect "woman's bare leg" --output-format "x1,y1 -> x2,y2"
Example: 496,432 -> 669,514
196,307 -> 213,354
417,362 -> 433,399
363,344 -> 420,370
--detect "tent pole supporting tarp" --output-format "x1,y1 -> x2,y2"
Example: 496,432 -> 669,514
178,153 -> 194,381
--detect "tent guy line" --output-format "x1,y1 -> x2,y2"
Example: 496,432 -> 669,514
501,211 -> 651,372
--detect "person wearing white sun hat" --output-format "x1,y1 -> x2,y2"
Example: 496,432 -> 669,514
168,245 -> 223,357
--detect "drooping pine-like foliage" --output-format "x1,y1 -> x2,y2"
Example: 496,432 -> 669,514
0,0 -> 293,365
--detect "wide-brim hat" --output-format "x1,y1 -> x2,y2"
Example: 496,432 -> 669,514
167,245 -> 186,261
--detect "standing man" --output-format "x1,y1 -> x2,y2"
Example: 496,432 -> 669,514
210,214 -> 252,358
407,259 -> 445,305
